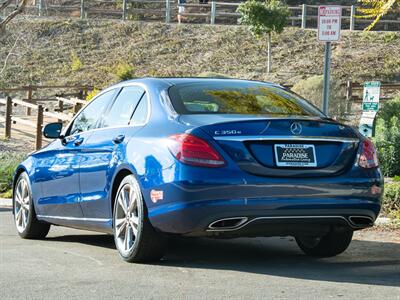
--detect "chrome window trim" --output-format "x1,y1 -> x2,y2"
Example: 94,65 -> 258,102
62,82 -> 151,137
213,135 -> 359,143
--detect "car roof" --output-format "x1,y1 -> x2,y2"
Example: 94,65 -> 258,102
112,77 -> 281,88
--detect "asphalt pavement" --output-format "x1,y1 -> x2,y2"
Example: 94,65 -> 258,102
1,209 -> 399,299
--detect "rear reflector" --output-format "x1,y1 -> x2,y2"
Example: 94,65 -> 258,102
168,134 -> 226,167
357,139 -> 379,169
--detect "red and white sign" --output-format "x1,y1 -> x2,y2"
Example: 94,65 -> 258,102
318,6 -> 342,42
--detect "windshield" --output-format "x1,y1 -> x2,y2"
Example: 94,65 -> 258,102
168,81 -> 324,117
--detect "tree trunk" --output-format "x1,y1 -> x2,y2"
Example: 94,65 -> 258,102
267,32 -> 272,74
0,0 -> 29,31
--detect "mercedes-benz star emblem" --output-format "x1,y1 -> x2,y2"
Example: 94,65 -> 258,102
290,122 -> 302,135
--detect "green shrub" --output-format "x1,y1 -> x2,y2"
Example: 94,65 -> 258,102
382,182 -> 400,220
0,152 -> 26,195
70,51 -> 83,72
373,95 -> 400,177
112,63 -> 135,81
291,75 -> 346,118
383,32 -> 399,43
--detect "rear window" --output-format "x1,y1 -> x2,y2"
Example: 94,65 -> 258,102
168,81 -> 324,117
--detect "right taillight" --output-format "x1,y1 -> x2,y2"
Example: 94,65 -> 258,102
357,139 -> 379,169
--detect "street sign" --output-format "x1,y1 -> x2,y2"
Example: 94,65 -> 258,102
362,81 -> 381,112
359,81 -> 381,137
318,6 -> 342,42
318,5 -> 342,115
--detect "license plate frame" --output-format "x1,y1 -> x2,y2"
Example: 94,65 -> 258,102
274,144 -> 317,167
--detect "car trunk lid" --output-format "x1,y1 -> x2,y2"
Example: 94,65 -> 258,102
180,115 -> 360,177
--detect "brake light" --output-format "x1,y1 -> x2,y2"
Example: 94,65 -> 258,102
168,134 -> 226,167
357,139 -> 379,169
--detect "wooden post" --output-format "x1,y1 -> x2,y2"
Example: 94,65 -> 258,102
58,100 -> 64,123
345,80 -> 353,114
122,0 -> 127,20
58,100 -> 64,113
36,105 -> 43,150
80,0 -> 85,19
210,2 -> 216,25
5,96 -> 12,139
165,0 -> 171,23
301,4 -> 307,29
350,5 -> 355,31
73,103 -> 82,114
26,86 -> 32,116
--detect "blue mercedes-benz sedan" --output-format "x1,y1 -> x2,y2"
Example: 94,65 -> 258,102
13,78 -> 383,262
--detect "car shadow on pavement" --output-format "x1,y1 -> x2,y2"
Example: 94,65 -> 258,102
46,234 -> 116,250
160,236 -> 400,287
44,233 -> 400,287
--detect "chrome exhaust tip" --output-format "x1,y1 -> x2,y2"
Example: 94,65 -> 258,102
348,216 -> 374,227
208,217 -> 248,231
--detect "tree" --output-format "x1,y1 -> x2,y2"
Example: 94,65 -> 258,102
237,0 -> 289,74
358,0 -> 400,31
0,0 -> 29,31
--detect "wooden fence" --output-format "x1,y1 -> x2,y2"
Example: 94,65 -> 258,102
0,96 -> 76,149
3,1 -> 400,31
0,85 -> 92,150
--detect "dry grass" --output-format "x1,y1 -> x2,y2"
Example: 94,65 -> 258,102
0,19 -> 399,92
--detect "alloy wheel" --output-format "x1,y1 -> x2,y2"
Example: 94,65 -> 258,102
115,182 -> 141,256
14,178 -> 30,233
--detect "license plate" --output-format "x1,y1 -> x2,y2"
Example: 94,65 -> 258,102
274,144 -> 317,167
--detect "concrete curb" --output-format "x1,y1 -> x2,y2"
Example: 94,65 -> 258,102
0,198 -> 12,207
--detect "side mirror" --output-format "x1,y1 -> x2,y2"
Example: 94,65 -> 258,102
43,122 -> 63,139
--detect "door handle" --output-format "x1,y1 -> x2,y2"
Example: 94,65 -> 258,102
113,134 -> 125,144
74,137 -> 84,146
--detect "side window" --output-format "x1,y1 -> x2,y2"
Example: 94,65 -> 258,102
69,90 -> 115,135
102,86 -> 145,128
130,95 -> 149,126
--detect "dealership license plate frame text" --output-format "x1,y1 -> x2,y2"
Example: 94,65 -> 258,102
274,144 -> 317,167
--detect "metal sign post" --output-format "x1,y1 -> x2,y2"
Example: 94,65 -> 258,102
322,42 -> 331,114
318,6 -> 342,115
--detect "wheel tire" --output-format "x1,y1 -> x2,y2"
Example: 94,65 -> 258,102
296,229 -> 353,257
113,174 -> 166,263
13,172 -> 50,239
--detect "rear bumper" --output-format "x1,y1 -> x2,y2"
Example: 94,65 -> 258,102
148,196 -> 380,236
144,164 -> 383,237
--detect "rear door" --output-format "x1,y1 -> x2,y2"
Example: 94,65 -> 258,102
79,85 -> 148,219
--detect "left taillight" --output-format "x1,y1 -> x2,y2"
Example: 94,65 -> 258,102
167,134 -> 226,168
357,139 -> 379,169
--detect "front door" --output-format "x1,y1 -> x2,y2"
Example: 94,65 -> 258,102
34,135 -> 86,218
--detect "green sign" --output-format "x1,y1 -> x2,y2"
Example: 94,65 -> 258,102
362,81 -> 381,112
362,102 -> 379,111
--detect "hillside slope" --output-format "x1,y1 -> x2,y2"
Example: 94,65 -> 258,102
0,19 -> 399,90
